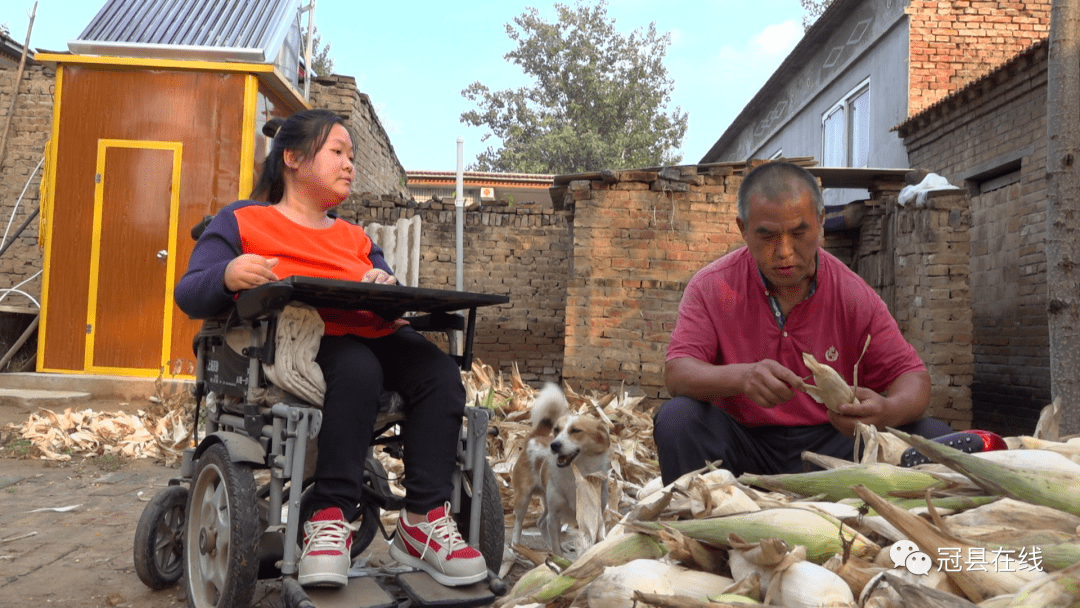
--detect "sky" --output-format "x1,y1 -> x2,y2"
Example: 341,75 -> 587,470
4,0 -> 806,171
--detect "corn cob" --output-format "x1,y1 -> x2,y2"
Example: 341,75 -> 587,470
636,508 -> 879,563
1003,559 -> 1080,607
738,462 -> 947,501
797,335 -> 871,413
498,531 -> 666,607
890,428 -> 1080,517
852,485 -> 1040,603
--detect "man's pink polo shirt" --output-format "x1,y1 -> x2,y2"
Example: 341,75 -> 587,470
667,246 -> 926,427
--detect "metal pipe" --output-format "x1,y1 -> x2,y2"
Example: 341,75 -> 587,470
455,137 -> 464,292
301,0 -> 316,100
0,206 -> 39,260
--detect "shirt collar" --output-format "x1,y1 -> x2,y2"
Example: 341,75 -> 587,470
757,253 -> 819,330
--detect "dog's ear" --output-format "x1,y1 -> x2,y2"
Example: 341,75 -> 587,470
591,424 -> 612,449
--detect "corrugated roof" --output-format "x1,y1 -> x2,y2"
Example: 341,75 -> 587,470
68,0 -> 301,65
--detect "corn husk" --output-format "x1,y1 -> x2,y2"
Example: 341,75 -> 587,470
855,421 -> 912,465
798,353 -> 858,413
636,508 -> 879,564
944,498 -> 1080,540
1010,436 -> 1080,465
727,536 -> 791,590
890,429 -> 1080,517
739,462 -> 948,501
587,559 -> 675,608
824,552 -> 885,597
631,591 -> 762,608
1003,559 -> 1080,607
861,571 -> 981,608
852,485 -> 1041,603
497,530 -> 666,607
1033,397 -> 1061,441
765,556 -> 857,608
797,335 -> 871,413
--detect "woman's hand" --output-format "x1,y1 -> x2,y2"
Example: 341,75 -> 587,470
362,268 -> 397,285
224,254 -> 280,292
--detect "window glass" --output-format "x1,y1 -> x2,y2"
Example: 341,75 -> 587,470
850,88 -> 869,167
822,106 -> 845,167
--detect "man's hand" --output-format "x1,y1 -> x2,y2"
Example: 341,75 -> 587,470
741,359 -> 802,408
224,255 -> 279,292
827,386 -> 888,437
361,268 -> 397,285
827,371 -> 931,437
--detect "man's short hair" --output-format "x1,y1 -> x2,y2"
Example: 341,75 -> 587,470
737,161 -> 825,222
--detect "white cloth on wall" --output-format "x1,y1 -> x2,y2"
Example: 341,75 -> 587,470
898,172 -> 960,208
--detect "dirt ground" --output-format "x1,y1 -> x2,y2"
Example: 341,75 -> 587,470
0,453 -> 191,608
0,433 -> 533,608
0,449 -> 511,608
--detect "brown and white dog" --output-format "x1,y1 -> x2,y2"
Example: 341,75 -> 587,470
510,383 -> 612,556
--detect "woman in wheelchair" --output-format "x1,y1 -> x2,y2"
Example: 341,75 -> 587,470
174,108 -> 487,589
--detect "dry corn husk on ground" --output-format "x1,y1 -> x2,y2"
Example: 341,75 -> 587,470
7,364 -> 1080,607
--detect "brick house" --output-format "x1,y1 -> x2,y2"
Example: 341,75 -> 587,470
700,0 -> 1049,206
897,40 -> 1051,433
406,170 -> 554,209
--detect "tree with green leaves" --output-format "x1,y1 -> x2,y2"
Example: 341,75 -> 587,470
460,0 -> 687,175
308,29 -> 334,77
800,0 -> 834,30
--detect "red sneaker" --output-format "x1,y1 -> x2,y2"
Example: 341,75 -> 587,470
298,507 -> 356,588
388,503 -> 487,586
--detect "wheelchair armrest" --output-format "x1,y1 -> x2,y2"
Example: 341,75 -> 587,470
405,311 -> 465,332
235,282 -> 295,321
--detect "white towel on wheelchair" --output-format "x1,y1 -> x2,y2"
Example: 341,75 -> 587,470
263,302 -> 326,406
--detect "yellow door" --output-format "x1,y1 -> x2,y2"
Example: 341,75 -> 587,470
86,140 -> 183,375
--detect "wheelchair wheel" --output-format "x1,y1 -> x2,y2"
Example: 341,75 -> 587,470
133,485 -> 188,589
184,443 -> 260,608
454,459 -> 504,573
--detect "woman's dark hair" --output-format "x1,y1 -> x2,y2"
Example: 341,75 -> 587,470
250,108 -> 355,203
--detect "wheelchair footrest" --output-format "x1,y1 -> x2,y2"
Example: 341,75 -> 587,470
396,571 -> 495,607
301,576 -> 397,608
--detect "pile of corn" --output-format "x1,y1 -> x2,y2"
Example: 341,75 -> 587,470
486,380 -> 1080,608
7,361 -> 1080,607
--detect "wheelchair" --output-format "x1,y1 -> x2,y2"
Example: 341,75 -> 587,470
132,276 -> 510,608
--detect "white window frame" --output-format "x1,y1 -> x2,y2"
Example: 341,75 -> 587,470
821,79 -> 870,168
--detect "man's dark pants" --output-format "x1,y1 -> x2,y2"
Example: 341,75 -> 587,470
653,395 -> 954,485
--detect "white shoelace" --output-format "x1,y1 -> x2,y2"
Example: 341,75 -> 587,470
303,519 -> 356,556
413,503 -> 467,561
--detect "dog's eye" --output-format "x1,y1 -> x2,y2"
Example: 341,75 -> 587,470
569,428 -> 581,434
553,426 -> 563,434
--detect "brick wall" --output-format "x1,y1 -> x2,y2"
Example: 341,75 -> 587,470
906,0 -> 1050,117
898,41 -> 1049,434
823,192 -> 974,429
550,167 -> 745,402
891,192 -> 975,428
335,196 -> 571,384
0,62 -> 53,308
308,74 -> 409,201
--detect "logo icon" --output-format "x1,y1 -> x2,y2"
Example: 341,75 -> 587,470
890,540 -> 931,576
825,346 -> 839,362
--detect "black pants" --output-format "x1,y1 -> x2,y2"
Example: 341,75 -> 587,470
309,327 -> 465,521
652,395 -> 953,485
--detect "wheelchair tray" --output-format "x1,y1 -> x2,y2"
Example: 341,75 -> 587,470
255,276 -> 508,318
